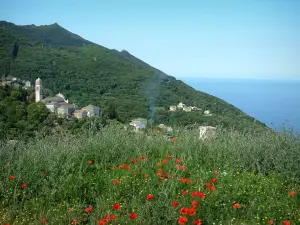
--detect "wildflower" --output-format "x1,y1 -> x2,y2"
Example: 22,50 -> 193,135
157,163 -> 161,166
21,183 -> 27,189
163,159 -> 168,164
173,137 -> 177,142
129,213 -> 137,220
180,207 -> 189,215
233,203 -> 241,209
211,178 -> 217,183
181,190 -> 188,196
176,158 -> 182,164
85,206 -> 93,213
41,171 -> 47,175
209,186 -> 216,191
130,158 -> 138,164
206,183 -> 212,188
268,220 -> 274,224
188,208 -> 196,216
146,194 -> 154,201
9,175 -> 15,181
41,218 -> 47,223
213,171 -> 218,175
158,168 -> 164,173
191,201 -> 199,208
283,221 -> 291,225
193,218 -> 203,225
111,167 -> 115,171
178,216 -> 188,225
290,191 -> 296,196
113,179 -> 120,185
144,174 -> 149,179
113,203 -> 120,210
72,220 -> 79,224
167,155 -> 173,159
172,200 -> 180,207
110,215 -> 116,220
88,160 -> 94,165
141,155 -> 147,160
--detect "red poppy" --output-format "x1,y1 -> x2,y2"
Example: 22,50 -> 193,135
146,194 -> 154,201
88,160 -> 94,165
180,207 -> 189,215
130,158 -> 138,164
21,183 -> 27,189
72,220 -> 78,224
157,163 -> 161,166
191,201 -> 199,208
181,190 -> 188,196
129,213 -> 137,220
41,218 -> 47,223
209,186 -> 216,191
98,220 -> 106,225
188,208 -> 196,216
141,155 -> 147,160
113,203 -> 120,210
176,158 -> 182,164
211,178 -> 217,183
290,191 -> 296,196
163,159 -> 168,164
213,171 -> 218,175
197,192 -> 205,200
178,216 -> 188,225
206,183 -> 212,188
114,179 -> 120,185
283,221 -> 291,225
167,155 -> 173,159
193,218 -> 203,225
172,200 -> 180,207
85,206 -> 93,213
111,167 -> 115,171
144,174 -> 149,179
233,203 -> 241,209
41,171 -> 47,175
9,175 -> 15,181
110,215 -> 116,220
268,220 -> 274,225
173,137 -> 177,142
158,168 -> 164,173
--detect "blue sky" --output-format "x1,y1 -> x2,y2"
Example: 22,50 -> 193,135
1,0 -> 299,79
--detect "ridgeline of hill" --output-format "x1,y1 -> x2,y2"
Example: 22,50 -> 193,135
0,21 -> 266,131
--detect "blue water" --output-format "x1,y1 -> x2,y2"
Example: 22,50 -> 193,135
180,78 -> 300,133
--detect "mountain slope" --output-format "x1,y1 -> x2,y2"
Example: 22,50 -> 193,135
0,21 -> 266,130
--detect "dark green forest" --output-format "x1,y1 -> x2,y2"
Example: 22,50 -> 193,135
0,21 -> 267,140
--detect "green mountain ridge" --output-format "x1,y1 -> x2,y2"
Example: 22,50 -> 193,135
0,20 -> 266,130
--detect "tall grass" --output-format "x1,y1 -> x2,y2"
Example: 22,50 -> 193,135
0,126 -> 299,224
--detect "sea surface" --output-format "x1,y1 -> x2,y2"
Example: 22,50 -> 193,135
179,77 -> 300,134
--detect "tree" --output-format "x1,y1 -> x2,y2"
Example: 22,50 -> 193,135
27,102 -> 49,125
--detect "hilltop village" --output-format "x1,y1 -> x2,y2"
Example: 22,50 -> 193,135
34,78 -> 100,119
1,76 -> 215,135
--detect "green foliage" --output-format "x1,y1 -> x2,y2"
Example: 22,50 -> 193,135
0,127 -> 299,224
0,20 -> 267,131
27,101 -> 49,124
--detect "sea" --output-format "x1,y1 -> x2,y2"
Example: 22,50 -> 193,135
179,77 -> 300,134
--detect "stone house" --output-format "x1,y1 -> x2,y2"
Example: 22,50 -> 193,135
169,106 -> 177,111
73,109 -> 88,119
57,104 -> 77,119
82,105 -> 100,117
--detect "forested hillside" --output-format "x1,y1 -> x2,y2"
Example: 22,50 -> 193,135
0,21 -> 266,131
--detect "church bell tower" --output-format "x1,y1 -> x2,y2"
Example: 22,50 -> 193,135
35,78 -> 43,102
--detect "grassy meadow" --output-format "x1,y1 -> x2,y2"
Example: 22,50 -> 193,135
0,125 -> 300,225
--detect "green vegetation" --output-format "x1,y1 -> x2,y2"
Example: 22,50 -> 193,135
0,126 -> 299,224
0,20 -> 266,131
0,86 -> 106,141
